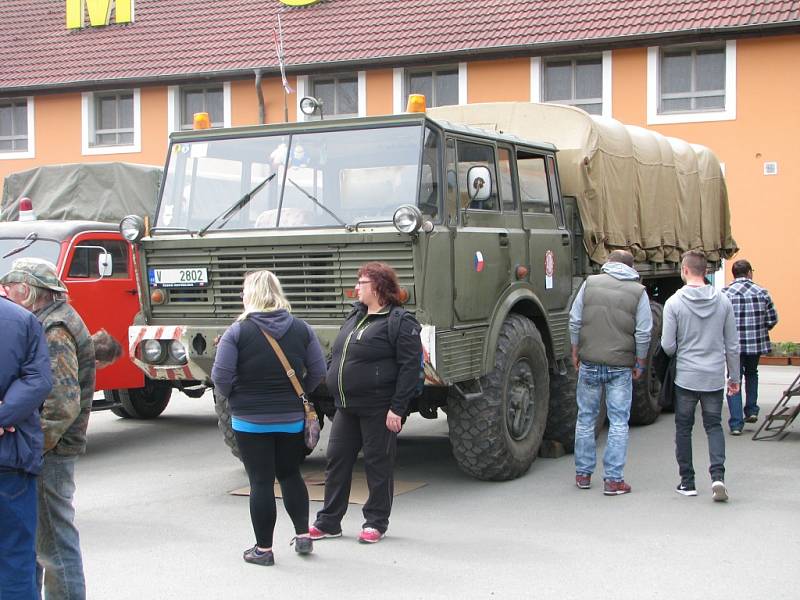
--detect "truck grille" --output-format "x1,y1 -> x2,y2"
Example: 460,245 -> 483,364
146,242 -> 414,323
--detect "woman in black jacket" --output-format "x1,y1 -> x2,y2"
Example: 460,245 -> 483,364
310,261 -> 422,544
211,270 -> 326,566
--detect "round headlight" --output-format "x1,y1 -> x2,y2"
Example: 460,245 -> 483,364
393,205 -> 423,234
168,340 -> 187,364
142,339 -> 165,363
120,215 -> 146,243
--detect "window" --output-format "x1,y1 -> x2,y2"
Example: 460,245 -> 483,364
457,141 -> 499,212
179,85 -> 224,130
647,41 -> 735,124
67,240 -> 129,279
660,45 -> 725,113
543,56 -> 602,114
93,91 -> 133,146
498,147 -> 516,212
310,74 -> 358,117
517,153 -> 551,214
419,127 -> 441,219
0,98 -> 29,152
406,67 -> 459,107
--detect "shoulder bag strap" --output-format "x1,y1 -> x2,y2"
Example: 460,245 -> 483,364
260,330 -> 306,400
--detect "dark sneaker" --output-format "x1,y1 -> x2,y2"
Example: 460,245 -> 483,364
292,536 -> 313,555
731,429 -> 742,436
676,482 -> 698,496
575,474 -> 591,489
308,525 -> 342,540
745,415 -> 758,423
358,527 -> 385,544
712,480 -> 729,502
243,545 -> 274,566
603,480 -> 632,496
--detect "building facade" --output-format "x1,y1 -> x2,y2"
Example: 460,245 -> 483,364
1,0 -> 797,340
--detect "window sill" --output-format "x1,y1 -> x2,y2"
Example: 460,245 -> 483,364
0,149 -> 34,160
647,109 -> 736,125
82,144 -> 141,156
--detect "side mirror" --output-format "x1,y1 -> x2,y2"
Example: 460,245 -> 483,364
467,166 -> 491,203
98,251 -> 112,277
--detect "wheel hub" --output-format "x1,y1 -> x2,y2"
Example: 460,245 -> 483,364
506,359 -> 536,440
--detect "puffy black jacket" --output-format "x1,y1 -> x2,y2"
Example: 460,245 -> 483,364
326,303 -> 422,415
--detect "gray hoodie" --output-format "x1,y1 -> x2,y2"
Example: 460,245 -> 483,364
661,285 -> 740,392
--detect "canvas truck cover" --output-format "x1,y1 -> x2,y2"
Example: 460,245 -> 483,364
428,103 -> 737,264
1,162 -> 161,223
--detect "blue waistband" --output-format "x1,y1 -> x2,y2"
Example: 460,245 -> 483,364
231,417 -> 304,434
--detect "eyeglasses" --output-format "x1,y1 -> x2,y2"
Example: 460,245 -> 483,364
355,279 -> 372,287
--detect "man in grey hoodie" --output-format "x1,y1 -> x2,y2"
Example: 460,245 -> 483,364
569,250 -> 652,496
662,250 -> 740,501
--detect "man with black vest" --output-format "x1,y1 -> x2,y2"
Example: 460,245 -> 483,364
569,250 -> 652,496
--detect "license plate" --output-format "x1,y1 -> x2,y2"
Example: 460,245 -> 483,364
149,267 -> 208,288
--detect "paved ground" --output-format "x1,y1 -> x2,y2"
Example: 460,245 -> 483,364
76,367 -> 800,599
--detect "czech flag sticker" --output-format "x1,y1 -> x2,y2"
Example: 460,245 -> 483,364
474,251 -> 485,272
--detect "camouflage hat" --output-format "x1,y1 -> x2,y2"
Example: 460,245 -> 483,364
0,257 -> 68,293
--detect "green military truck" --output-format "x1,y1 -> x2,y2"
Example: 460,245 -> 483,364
120,101 -> 736,480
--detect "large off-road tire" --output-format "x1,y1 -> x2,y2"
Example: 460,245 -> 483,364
629,302 -> 663,426
447,314 -> 549,481
542,361 -> 607,456
107,380 -> 172,419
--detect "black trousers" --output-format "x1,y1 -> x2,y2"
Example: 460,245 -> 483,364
314,406 -> 397,534
234,430 -> 309,548
674,385 -> 726,484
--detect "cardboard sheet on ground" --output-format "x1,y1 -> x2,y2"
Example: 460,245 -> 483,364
229,471 -> 427,504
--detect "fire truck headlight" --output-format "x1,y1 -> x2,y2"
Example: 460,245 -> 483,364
120,215 -> 145,243
168,340 -> 188,364
393,205 -> 423,234
142,340 -> 165,363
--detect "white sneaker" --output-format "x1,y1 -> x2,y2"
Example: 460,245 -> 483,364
712,480 -> 729,502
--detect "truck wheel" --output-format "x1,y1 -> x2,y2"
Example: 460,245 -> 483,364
630,302 -> 663,426
102,390 -> 133,418
447,314 -> 549,481
112,380 -> 172,419
213,391 -> 241,460
542,362 -> 607,455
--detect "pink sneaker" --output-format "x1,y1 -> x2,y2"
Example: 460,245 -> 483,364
357,527 -> 385,544
308,525 -> 342,540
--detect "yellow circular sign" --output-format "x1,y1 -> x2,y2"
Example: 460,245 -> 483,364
279,0 -> 320,5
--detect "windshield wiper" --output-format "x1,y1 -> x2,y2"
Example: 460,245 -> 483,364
197,173 -> 277,237
286,177 -> 347,227
2,232 -> 38,259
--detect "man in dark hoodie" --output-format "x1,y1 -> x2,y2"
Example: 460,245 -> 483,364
662,250 -> 740,501
569,250 -> 652,496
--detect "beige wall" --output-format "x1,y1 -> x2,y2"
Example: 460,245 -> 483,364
2,39 -> 797,339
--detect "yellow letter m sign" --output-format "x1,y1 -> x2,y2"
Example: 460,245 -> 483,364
66,0 -> 134,29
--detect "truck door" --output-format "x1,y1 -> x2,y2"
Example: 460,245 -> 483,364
452,138 -> 512,323
62,234 -> 144,391
518,150 -> 572,311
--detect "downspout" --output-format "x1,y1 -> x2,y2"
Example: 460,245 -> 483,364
254,68 -> 265,125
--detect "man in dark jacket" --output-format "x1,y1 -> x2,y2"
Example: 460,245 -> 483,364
0,292 -> 53,598
1,258 -> 95,599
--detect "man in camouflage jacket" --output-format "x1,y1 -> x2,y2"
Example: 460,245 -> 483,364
2,258 -> 95,600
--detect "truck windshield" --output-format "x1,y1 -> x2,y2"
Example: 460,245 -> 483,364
156,123 -> 440,232
0,238 -> 61,273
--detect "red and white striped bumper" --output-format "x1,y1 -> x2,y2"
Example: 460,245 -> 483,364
128,325 -> 207,381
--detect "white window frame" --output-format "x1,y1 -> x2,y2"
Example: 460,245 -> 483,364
296,72 -> 366,121
167,82 -> 231,134
393,63 -> 467,113
647,40 -> 736,125
0,96 -> 35,160
530,51 -> 612,117
82,89 -> 141,155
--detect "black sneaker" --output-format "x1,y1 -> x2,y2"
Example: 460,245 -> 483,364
243,545 -> 274,566
731,429 -> 742,436
745,415 -> 758,424
292,536 -> 313,555
712,480 -> 729,502
676,482 -> 697,496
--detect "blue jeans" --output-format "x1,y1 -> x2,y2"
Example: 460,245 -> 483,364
0,470 -> 38,599
36,453 -> 85,600
574,362 -> 633,482
726,353 -> 761,430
